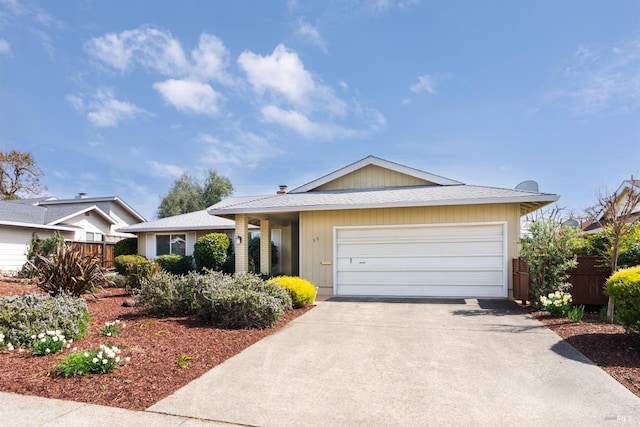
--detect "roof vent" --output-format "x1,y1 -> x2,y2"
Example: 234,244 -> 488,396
75,192 -> 87,199
277,185 -> 287,195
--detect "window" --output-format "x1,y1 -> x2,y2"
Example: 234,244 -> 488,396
156,234 -> 186,256
86,232 -> 103,242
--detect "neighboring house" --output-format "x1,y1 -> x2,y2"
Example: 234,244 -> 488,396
118,210 -> 271,264
207,155 -> 559,298
581,179 -> 640,233
0,194 -> 145,273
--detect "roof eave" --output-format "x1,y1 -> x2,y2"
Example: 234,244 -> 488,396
0,221 -> 78,232
208,195 -> 560,216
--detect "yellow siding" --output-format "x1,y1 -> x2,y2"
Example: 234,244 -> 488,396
314,165 -> 434,191
299,204 -> 521,297
138,233 -> 147,257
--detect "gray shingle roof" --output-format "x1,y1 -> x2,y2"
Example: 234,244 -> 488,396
118,210 -> 239,233
208,184 -> 559,215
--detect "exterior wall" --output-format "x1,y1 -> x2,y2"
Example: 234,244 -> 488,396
0,226 -> 73,273
137,230 -> 234,259
314,165 -> 434,191
64,213 -> 112,241
103,203 -> 143,239
299,203 -> 521,296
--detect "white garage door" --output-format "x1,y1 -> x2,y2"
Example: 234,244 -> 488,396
335,222 -> 507,298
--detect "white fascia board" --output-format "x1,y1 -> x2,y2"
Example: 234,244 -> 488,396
208,194 -> 560,215
289,156 -> 462,193
118,225 -> 238,233
0,221 -> 78,232
48,206 -> 117,226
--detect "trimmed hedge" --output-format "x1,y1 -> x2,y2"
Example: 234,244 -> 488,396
193,233 -> 230,271
114,238 -> 138,257
0,294 -> 91,346
155,254 -> 194,276
269,276 -> 317,308
606,266 -> 640,333
114,255 -> 147,275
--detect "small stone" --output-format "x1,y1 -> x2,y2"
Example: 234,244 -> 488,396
122,299 -> 136,308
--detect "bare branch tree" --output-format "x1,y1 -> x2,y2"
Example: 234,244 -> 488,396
585,177 -> 640,322
0,150 -> 45,199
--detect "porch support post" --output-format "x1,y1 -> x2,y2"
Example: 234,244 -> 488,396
235,214 -> 249,273
260,219 -> 271,275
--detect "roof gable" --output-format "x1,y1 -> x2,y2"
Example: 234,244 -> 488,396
289,156 -> 462,194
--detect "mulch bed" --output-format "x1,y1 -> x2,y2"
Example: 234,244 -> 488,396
530,310 -> 640,398
0,281 -> 312,410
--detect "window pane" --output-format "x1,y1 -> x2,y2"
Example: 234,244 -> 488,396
156,235 -> 170,256
86,232 -> 94,241
171,234 -> 186,256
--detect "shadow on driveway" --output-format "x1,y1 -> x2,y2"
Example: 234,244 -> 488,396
327,296 -> 466,304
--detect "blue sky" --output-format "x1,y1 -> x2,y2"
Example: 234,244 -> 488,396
1,0 -> 639,220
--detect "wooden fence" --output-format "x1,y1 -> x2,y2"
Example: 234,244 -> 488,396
66,241 -> 115,269
512,256 -> 610,305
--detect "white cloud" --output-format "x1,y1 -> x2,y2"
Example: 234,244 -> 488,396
261,105 -> 329,139
146,160 -> 184,178
0,38 -> 10,55
295,20 -> 328,54
552,36 -> 640,115
153,79 -> 221,116
84,26 -> 230,84
83,89 -> 151,127
238,44 -> 346,116
410,74 -> 437,94
65,94 -> 84,111
198,132 -> 278,168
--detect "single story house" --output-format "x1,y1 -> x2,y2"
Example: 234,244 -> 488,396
0,194 -> 145,273
118,210 -> 280,266
581,179 -> 640,233
207,156 -> 559,298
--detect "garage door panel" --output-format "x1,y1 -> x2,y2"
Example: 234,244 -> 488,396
335,223 -> 506,298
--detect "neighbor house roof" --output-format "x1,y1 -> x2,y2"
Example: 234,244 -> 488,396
118,210 -> 241,233
38,196 -> 146,223
0,201 -> 79,231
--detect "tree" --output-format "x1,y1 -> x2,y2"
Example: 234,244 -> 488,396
0,150 -> 44,199
157,170 -> 232,218
520,208 -> 579,307
585,178 -> 640,322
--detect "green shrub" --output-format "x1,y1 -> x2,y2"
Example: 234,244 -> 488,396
195,272 -> 292,329
539,291 -> 572,316
31,245 -> 109,297
52,344 -> 123,377
248,236 -> 279,273
114,238 -> 138,257
0,294 -> 90,346
135,270 -> 209,316
269,276 -> 317,308
155,254 -> 194,275
114,255 -> 147,275
567,305 -> 585,323
193,233 -> 230,271
605,266 -> 640,333
21,231 -> 66,278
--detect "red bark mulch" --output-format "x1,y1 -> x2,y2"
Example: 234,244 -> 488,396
0,281 -> 312,410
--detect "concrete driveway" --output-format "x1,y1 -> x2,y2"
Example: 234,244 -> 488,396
149,299 -> 639,427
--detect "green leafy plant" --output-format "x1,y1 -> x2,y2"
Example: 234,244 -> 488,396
155,254 -> 193,275
269,276 -> 317,308
248,236 -> 279,273
193,233 -> 230,272
0,294 -> 90,346
135,270 -> 207,316
114,238 -> 138,257
31,330 -> 70,356
520,215 -> 579,307
539,291 -> 573,316
114,255 -> 147,275
0,332 -> 14,351
605,265 -> 640,333
99,320 -> 125,337
52,344 -> 126,377
30,244 -> 109,297
567,305 -> 585,323
115,255 -> 159,290
176,354 -> 193,369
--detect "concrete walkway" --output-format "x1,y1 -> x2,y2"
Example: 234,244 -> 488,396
149,299 -> 639,426
2,299 -> 639,426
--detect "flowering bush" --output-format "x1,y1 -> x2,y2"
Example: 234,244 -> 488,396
31,330 -> 72,356
269,276 -> 317,308
99,320 -> 125,337
0,332 -> 14,351
52,344 -> 127,377
0,294 -> 90,346
539,291 -> 573,316
605,265 -> 640,333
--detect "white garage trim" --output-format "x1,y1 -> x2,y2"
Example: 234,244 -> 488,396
333,222 -> 508,298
